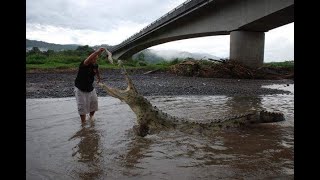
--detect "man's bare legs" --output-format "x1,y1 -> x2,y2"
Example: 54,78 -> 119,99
80,112 -> 95,124
80,114 -> 86,124
89,111 -> 95,121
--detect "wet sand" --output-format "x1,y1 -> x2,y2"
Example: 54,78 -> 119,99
26,69 -> 294,98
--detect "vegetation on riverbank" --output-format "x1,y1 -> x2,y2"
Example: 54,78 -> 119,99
26,45 -> 293,79
26,46 -> 180,71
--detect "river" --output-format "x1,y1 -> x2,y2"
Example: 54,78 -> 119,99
26,84 -> 294,179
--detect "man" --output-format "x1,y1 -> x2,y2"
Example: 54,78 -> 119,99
74,47 -> 110,123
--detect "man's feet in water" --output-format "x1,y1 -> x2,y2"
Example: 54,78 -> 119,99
89,115 -> 95,121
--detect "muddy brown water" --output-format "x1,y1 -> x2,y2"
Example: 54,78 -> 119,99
26,84 -> 293,179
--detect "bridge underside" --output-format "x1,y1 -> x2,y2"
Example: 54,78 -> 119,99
112,0 -> 294,68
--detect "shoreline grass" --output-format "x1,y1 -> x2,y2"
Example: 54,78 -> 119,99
26,47 -> 293,73
26,60 -> 294,72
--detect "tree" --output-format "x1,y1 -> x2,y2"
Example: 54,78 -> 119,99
75,45 -> 94,56
137,53 -> 145,61
44,49 -> 55,56
29,47 -> 41,54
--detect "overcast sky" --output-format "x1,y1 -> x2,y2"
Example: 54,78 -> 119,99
26,0 -> 294,62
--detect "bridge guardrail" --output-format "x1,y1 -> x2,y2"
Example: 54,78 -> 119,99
111,0 -> 209,52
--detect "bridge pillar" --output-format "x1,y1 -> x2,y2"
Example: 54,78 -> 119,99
230,31 -> 265,68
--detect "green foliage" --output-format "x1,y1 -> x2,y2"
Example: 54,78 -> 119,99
137,53 -> 145,61
26,54 -> 48,64
263,61 -> 294,68
30,47 -> 41,54
26,47 -> 294,72
169,58 -> 182,65
44,50 -> 55,56
75,45 -> 94,56
26,47 -> 42,56
47,55 -> 85,64
26,45 -> 93,66
136,61 -> 148,66
120,59 -> 141,67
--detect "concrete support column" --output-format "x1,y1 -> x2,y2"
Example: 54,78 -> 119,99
230,31 -> 265,68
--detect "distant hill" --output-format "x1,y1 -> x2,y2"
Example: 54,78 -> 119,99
26,39 -> 113,51
26,39 -> 222,63
26,39 -> 80,51
132,49 -> 165,63
92,44 -> 113,50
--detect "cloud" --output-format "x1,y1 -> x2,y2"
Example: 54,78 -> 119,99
26,22 -> 148,45
26,0 -> 294,62
26,0 -> 186,31
264,23 -> 294,62
151,35 -> 230,58
26,0 -> 187,45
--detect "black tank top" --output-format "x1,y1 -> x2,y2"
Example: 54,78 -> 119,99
74,60 -> 98,92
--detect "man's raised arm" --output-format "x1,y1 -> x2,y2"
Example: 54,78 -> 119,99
84,47 -> 106,65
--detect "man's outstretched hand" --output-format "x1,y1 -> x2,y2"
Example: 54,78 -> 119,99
98,47 -> 106,53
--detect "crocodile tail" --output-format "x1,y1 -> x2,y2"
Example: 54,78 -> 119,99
259,110 -> 285,123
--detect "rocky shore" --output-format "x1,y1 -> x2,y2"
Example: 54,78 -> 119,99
26,69 -> 293,99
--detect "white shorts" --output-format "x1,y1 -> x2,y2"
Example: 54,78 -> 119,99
74,87 -> 98,115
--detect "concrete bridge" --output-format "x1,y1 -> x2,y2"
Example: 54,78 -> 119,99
110,0 -> 294,68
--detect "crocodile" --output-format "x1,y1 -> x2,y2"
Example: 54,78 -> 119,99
98,61 -> 285,137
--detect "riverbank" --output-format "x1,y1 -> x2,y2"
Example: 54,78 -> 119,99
26,68 -> 293,98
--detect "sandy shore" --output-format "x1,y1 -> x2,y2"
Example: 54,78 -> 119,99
26,69 -> 294,98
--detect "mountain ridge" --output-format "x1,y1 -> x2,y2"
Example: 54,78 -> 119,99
26,39 -> 222,61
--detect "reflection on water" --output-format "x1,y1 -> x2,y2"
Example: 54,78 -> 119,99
69,121 -> 103,179
26,84 -> 294,179
225,96 -> 262,113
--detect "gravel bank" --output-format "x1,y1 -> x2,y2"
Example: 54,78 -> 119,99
26,69 -> 294,98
